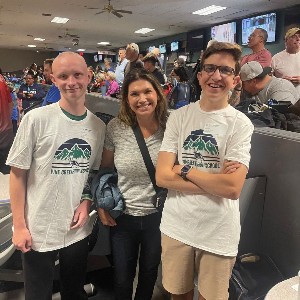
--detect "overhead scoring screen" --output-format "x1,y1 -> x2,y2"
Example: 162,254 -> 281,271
211,22 -> 236,43
242,12 -> 277,45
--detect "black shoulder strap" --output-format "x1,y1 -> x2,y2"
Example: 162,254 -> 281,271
132,125 -> 159,193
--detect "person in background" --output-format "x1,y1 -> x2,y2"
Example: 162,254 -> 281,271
168,66 -> 192,109
115,48 -> 128,87
272,27 -> 300,97
17,73 -> 46,111
105,71 -> 120,97
241,28 -> 272,67
156,42 -> 254,300
91,72 -> 106,96
124,43 -> 144,77
151,48 -> 164,70
104,58 -> 114,72
142,53 -> 165,84
240,61 -> 299,105
7,82 -> 18,135
42,58 -> 61,106
0,67 -> 13,174
7,52 -> 106,300
98,68 -> 168,300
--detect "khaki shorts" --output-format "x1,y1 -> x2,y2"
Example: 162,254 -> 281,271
161,234 -> 236,300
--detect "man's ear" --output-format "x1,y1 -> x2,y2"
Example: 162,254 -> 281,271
233,75 -> 241,87
87,70 -> 92,83
197,71 -> 202,83
50,74 -> 56,86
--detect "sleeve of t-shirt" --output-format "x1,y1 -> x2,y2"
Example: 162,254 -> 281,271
104,118 -> 116,151
160,110 -> 180,154
6,113 -> 36,169
224,115 -> 254,169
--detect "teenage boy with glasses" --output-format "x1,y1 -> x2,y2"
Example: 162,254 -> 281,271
156,42 -> 254,300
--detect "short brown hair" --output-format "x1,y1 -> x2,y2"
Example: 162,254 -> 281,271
142,53 -> 158,65
44,58 -> 54,67
119,68 -> 168,129
200,42 -> 242,75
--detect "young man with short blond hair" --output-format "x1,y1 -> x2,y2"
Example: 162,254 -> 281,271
7,52 -> 105,300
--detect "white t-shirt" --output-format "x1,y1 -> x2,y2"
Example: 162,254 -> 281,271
271,50 -> 300,96
160,101 -> 254,256
7,103 -> 105,251
104,118 -> 164,216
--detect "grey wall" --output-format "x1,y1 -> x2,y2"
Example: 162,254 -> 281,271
248,128 -> 300,278
0,48 -> 57,72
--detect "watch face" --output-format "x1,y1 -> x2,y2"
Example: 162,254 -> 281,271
181,165 -> 191,179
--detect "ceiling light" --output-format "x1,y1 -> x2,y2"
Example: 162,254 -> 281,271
77,49 -> 86,51
51,17 -> 69,24
28,45 -> 37,48
97,42 -> 110,45
34,38 -> 45,41
192,5 -> 226,15
134,28 -> 155,34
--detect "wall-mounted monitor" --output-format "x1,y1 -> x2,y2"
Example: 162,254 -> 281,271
170,41 -> 179,52
242,12 -> 277,45
94,55 -> 98,62
159,44 -> 166,54
211,22 -> 236,43
187,29 -> 204,52
148,45 -> 155,52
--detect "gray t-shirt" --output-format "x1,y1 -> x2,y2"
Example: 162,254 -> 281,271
255,77 -> 299,104
105,118 -> 164,216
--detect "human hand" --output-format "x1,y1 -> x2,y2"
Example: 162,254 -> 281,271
13,227 -> 32,253
221,160 -> 242,174
290,76 -> 300,84
98,208 -> 116,226
70,200 -> 91,229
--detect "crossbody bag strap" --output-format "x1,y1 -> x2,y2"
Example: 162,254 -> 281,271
132,125 -> 159,194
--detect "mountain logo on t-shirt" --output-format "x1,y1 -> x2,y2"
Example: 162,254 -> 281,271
51,138 -> 91,175
182,129 -> 220,169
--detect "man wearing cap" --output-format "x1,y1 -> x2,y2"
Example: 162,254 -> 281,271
240,61 -> 299,104
241,28 -> 272,68
272,27 -> 300,96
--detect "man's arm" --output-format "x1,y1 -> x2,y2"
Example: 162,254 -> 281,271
173,163 -> 248,200
156,151 -> 207,194
10,167 -> 32,252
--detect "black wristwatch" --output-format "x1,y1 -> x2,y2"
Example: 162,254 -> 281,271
180,165 -> 192,180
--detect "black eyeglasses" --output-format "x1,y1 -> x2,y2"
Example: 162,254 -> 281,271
202,64 -> 235,76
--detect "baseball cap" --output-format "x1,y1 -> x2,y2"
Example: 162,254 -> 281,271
240,61 -> 272,81
285,27 -> 300,39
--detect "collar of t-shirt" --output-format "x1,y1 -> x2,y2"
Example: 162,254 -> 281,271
60,107 -> 87,121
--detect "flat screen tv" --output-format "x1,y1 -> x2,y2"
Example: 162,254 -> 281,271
242,12 -> 277,45
211,22 -> 236,43
159,44 -> 166,54
187,29 -> 204,52
148,45 -> 155,52
171,41 -> 179,52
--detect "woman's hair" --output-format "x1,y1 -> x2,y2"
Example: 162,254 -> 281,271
172,66 -> 189,82
106,71 -> 116,80
96,72 -> 105,81
118,68 -> 168,129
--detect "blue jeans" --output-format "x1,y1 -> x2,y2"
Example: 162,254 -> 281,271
111,212 -> 162,300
